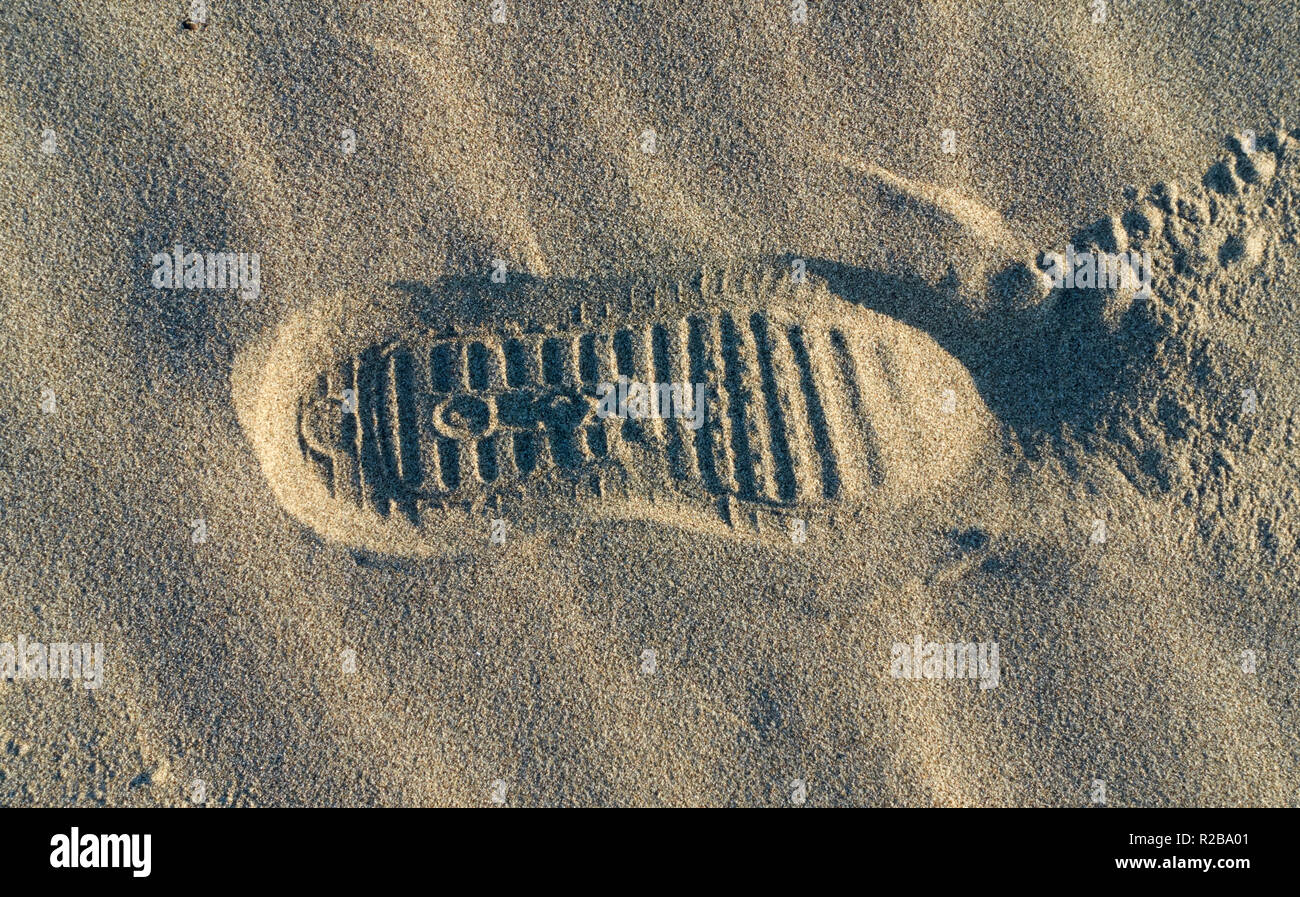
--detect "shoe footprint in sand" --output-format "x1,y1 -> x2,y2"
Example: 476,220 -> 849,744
234,269 -> 996,556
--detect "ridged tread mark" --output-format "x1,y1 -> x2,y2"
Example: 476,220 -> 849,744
494,411 -> 520,481
624,324 -> 673,487
509,334 -> 545,476
388,348 -> 421,522
436,437 -> 460,490
610,328 -> 647,446
632,325 -> 665,451
786,326 -> 842,499
413,371 -> 442,493
581,331 -> 620,462
541,336 -> 565,385
477,434 -> 499,482
298,372 -> 334,492
719,312 -> 773,502
653,321 -> 697,482
513,430 -> 539,477
828,329 -> 886,488
541,335 -> 580,387
431,341 -> 464,392
688,315 -> 737,495
503,336 -> 540,388
357,345 -> 391,517
748,314 -> 806,499
335,357 -> 362,507
749,314 -> 799,502
468,340 -> 506,391
873,341 -> 904,405
470,340 -> 518,481
462,421 -> 482,484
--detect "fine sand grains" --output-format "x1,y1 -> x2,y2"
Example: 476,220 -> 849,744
2,0 -> 1297,807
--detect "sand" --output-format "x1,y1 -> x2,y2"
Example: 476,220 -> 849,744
0,0 -> 1297,806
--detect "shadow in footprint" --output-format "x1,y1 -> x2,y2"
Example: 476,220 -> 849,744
796,255 -> 1163,463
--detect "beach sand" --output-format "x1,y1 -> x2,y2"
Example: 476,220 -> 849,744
1,0 -> 1297,806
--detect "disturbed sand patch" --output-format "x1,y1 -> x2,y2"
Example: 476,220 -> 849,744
1029,127 -> 1300,564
